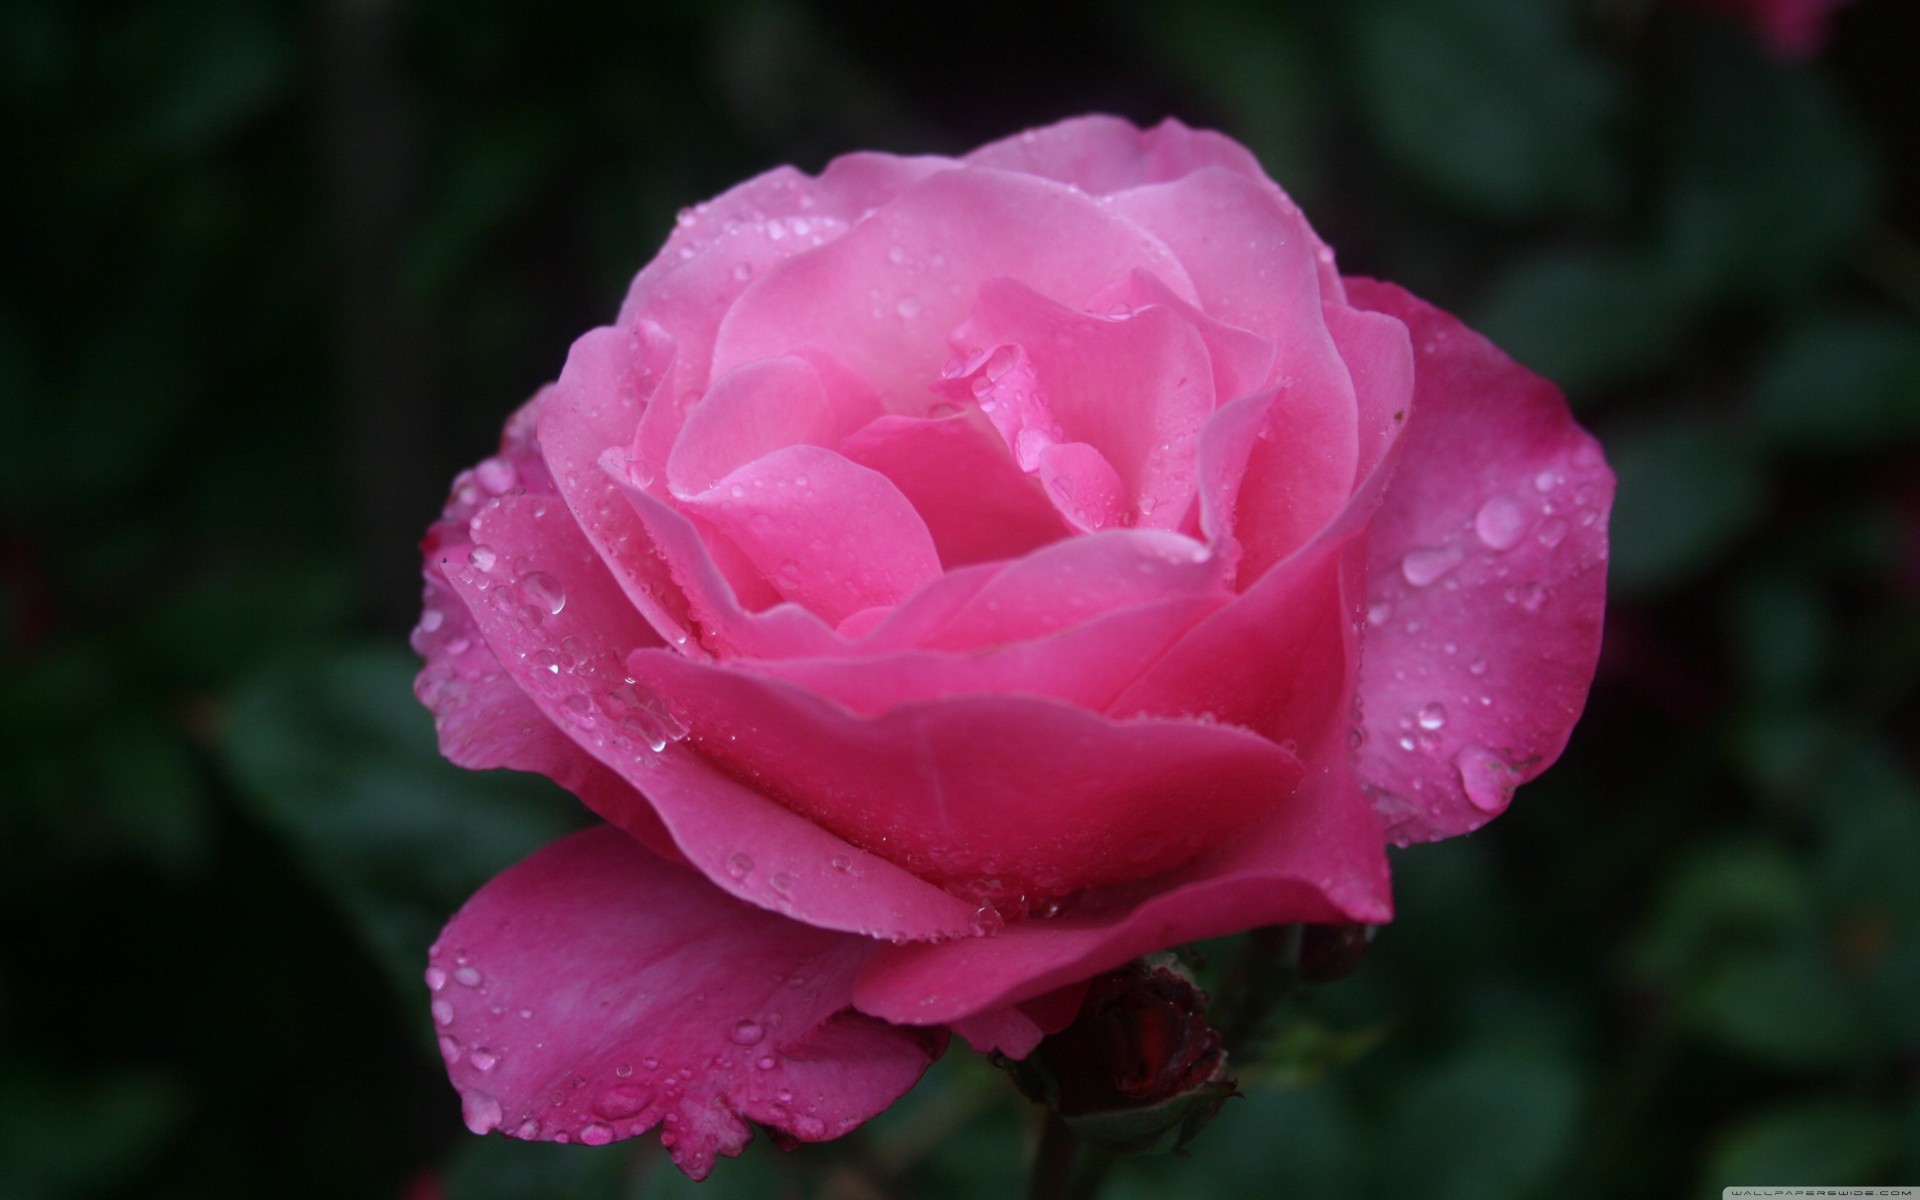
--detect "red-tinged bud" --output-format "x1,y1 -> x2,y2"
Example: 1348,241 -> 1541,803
1006,955 -> 1236,1155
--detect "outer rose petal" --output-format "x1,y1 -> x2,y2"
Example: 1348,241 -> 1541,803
851,738 -> 1390,1027
624,651 -> 1305,904
440,489 -> 979,942
1345,279 -> 1611,844
429,826 -> 941,1179
963,115 -> 1268,198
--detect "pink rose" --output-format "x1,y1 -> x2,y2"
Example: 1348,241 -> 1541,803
412,115 -> 1612,1177
1691,0 -> 1856,57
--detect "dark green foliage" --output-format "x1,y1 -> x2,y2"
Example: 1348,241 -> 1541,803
2,0 -> 1916,1196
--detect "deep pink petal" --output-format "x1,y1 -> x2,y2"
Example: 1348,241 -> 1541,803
962,115 -> 1268,197
440,488 -> 978,941
852,744 -> 1391,1027
429,826 -> 940,1179
747,594 -> 1224,715
712,167 -> 1196,408
838,413 -> 1069,568
675,445 -> 943,626
1344,278 -> 1612,844
856,528 -> 1230,655
950,281 -> 1217,531
623,651 -> 1304,907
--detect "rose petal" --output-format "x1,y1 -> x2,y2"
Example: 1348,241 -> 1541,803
1343,279 -> 1612,843
712,166 -> 1197,409
416,393 -> 681,863
440,488 -> 978,941
963,115 -> 1269,197
429,826 -> 941,1179
951,280 -> 1218,531
676,444 -> 944,626
851,743 -> 1390,1026
665,351 -> 883,496
838,412 -> 1070,568
1087,269 -> 1277,406
624,651 -> 1304,905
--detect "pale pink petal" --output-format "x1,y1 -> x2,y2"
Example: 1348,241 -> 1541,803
618,156 -> 954,411
838,412 -> 1069,568
963,115 -> 1268,197
1102,167 -> 1335,342
1087,269 -> 1277,405
712,167 -> 1197,408
1344,278 -> 1612,844
665,352 -> 883,496
439,488 -> 978,942
429,826 -> 941,1179
676,445 -> 943,626
537,322 -> 701,650
852,744 -> 1391,1027
415,391 -> 682,863
1037,440 -> 1131,533
950,281 -> 1217,531
624,651 -> 1304,907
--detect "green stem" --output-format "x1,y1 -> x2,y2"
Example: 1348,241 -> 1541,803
1027,1113 -> 1113,1200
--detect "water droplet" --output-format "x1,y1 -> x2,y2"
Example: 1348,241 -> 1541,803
969,906 -> 1005,937
895,296 -> 921,319
1468,657 -> 1489,677
1455,744 -> 1513,814
1473,495 -> 1528,551
1417,703 -> 1448,731
1537,518 -> 1568,548
420,608 -> 445,633
732,262 -> 753,282
513,1118 -> 540,1139
595,1087 -> 646,1120
468,544 -> 499,572
425,967 -> 447,991
470,1048 -> 498,1072
731,1019 -> 765,1045
432,999 -> 454,1027
518,572 -> 565,616
579,1123 -> 614,1146
795,1115 -> 826,1139
438,1034 -> 462,1064
1398,735 -> 1417,752
1401,545 -> 1463,587
454,966 -> 482,987
771,872 -> 794,894
829,854 -> 853,872
725,852 -> 753,880
1534,468 -> 1561,493
1516,582 -> 1548,613
462,1092 -> 504,1135
757,1055 -> 777,1070
1366,600 -> 1392,627
476,458 -> 517,494
644,1057 -> 660,1070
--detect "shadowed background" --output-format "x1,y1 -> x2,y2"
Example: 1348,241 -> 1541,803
2,0 -> 1917,1196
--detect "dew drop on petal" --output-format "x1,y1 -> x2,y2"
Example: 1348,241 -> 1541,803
454,966 -> 482,987
1417,702 -> 1448,731
595,1086 -> 646,1120
579,1123 -> 614,1147
1455,744 -> 1514,814
731,1019 -> 765,1045
462,1092 -> 504,1135
468,545 -> 499,572
725,853 -> 753,880
1400,545 -> 1463,587
1473,495 -> 1528,551
520,572 -> 566,615
470,1048 -> 498,1072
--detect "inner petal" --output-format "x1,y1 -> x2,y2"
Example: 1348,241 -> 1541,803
675,444 -> 943,626
945,278 -> 1219,532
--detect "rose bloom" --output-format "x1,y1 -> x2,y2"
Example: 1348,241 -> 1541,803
412,115 -> 1611,1177
1691,0 -> 1855,57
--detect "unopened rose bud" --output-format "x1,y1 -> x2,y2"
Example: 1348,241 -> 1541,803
1298,923 -> 1376,982
1007,956 -> 1236,1155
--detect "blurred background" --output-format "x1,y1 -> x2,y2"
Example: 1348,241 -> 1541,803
2,0 -> 1917,1196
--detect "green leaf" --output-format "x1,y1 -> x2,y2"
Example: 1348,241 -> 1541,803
1373,1051 -> 1583,1200
1700,1098 -> 1896,1195
223,647 -> 587,996
1350,0 -> 1621,218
